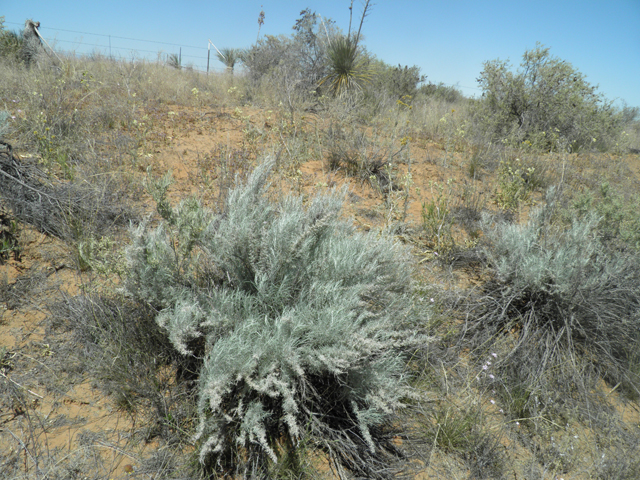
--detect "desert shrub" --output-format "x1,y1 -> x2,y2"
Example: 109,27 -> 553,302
125,161 -> 427,477
0,149 -> 135,241
323,122 -> 396,186
0,209 -> 21,263
465,190 -> 640,418
474,43 -> 623,152
418,82 -> 464,104
0,17 -> 22,62
358,60 -> 425,118
243,10 -> 336,101
494,157 -> 537,211
571,181 -> 640,251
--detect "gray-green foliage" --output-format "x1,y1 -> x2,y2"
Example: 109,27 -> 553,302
126,161 -> 425,476
243,10 -> 335,92
475,43 -> 623,151
0,110 -> 10,139
476,190 -> 640,396
419,82 -> 464,103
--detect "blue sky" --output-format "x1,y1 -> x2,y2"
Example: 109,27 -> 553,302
3,1 -> 639,107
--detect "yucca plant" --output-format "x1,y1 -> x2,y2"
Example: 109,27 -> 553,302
125,160 -> 427,478
166,52 -> 181,70
320,35 -> 372,96
320,0 -> 373,96
215,47 -> 241,74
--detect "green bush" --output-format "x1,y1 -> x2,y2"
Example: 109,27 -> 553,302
418,82 -> 464,104
125,161 -> 426,477
0,17 -> 22,62
571,182 -> 640,251
475,43 -> 623,151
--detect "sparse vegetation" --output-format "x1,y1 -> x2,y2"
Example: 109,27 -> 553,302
1,7 -> 640,480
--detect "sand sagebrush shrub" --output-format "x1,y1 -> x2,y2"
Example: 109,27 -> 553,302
125,161 -> 426,477
470,191 -> 640,404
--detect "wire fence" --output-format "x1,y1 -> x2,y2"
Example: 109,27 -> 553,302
3,20 -> 482,93
3,20 -> 227,74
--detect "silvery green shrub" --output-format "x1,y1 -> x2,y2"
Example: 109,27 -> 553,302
476,190 -> 640,395
125,161 -> 426,476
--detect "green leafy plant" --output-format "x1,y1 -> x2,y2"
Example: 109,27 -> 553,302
421,180 -> 456,255
0,17 -> 23,62
0,211 -> 21,263
571,182 -> 640,250
125,161 -> 427,477
495,157 -> 535,211
475,43 -> 623,151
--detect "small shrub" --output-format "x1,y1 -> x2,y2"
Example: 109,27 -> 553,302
324,123 -> 396,188
467,190 -> 640,414
364,61 -> 425,102
495,157 -> 536,211
0,210 -> 21,263
420,180 -> 456,255
125,161 -> 427,477
0,17 -> 23,63
418,82 -> 464,104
